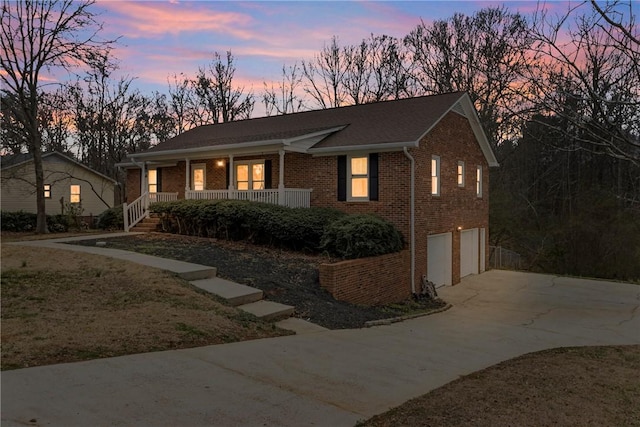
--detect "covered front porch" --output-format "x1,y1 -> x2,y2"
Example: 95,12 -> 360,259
123,149 -> 315,231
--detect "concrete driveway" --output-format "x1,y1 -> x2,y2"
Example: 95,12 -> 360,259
2,270 -> 639,427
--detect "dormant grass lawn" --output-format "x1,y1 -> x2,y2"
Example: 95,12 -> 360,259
1,243 -> 289,370
359,345 -> 640,427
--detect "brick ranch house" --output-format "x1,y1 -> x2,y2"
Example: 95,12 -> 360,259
120,92 -> 499,302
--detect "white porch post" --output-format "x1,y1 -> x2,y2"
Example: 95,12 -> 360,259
278,149 -> 285,205
184,158 -> 191,197
140,161 -> 147,195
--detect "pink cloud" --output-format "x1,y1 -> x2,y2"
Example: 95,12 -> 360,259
99,1 -> 254,40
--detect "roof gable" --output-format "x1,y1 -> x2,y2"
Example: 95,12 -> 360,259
1,152 -> 117,183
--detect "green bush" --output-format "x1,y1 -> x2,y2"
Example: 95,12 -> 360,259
320,214 -> 404,259
150,199 -> 405,258
97,205 -> 124,230
1,211 -> 69,233
150,199 -> 347,252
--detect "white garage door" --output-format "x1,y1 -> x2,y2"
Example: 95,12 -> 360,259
427,233 -> 452,286
460,228 -> 479,278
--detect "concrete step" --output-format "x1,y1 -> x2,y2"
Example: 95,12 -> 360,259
238,300 -> 295,321
190,277 -> 263,306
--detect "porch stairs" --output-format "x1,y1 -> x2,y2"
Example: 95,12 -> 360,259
130,215 -> 161,233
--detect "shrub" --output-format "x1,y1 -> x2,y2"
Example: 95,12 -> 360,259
1,211 -> 69,233
97,205 -> 124,230
320,214 -> 404,259
150,199 -> 346,252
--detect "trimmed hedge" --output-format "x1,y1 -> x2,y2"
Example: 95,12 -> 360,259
151,199 -> 346,252
1,211 -> 70,233
320,214 -> 404,259
150,199 -> 404,258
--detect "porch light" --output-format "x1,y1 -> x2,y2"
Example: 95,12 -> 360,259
216,160 -> 225,167
457,226 -> 463,232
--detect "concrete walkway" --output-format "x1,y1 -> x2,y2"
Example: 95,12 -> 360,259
2,237 -> 639,426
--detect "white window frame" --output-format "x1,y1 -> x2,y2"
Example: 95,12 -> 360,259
148,169 -> 158,194
476,165 -> 483,198
191,164 -> 206,191
235,160 -> 265,191
70,184 -> 81,204
347,155 -> 369,201
457,161 -> 465,187
44,184 -> 51,199
431,155 -> 441,196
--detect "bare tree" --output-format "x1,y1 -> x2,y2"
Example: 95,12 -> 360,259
263,63 -> 305,116
192,51 -> 255,124
523,0 -> 640,164
0,0 -> 113,232
301,36 -> 350,109
404,7 -> 531,146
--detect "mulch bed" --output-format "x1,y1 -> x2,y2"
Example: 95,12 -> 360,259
70,233 -> 445,329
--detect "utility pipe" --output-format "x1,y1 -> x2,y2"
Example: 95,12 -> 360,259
403,147 -> 416,294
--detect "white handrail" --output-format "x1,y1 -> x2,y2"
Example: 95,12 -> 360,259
123,192 -> 148,232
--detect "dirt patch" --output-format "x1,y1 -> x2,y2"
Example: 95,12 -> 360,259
70,233 -> 445,329
1,245 -> 289,370
359,345 -> 640,427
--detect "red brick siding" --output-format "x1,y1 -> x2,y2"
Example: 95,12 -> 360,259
126,169 -> 141,203
319,250 -> 411,305
410,112 -> 490,286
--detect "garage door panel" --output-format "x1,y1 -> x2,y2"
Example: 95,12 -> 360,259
460,228 -> 479,278
427,233 -> 452,286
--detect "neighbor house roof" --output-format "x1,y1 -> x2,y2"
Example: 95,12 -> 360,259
128,92 -> 499,167
1,151 -> 118,184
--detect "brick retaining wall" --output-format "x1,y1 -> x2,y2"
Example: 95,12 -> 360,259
319,250 -> 411,306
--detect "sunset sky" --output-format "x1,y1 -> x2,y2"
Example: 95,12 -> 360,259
92,1 -> 571,109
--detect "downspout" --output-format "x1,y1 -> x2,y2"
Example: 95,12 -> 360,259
403,147 -> 416,294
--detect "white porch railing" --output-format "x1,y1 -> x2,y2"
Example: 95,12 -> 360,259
149,192 -> 179,203
185,188 -> 312,208
124,192 -> 178,232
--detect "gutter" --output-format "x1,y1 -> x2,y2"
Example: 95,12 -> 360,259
403,147 -> 416,294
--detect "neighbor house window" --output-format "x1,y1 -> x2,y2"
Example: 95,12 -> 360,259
348,155 -> 368,200
236,161 -> 264,190
457,161 -> 465,187
43,184 -> 51,199
476,165 -> 483,197
148,169 -> 157,194
431,155 -> 440,196
70,185 -> 80,203
192,165 -> 205,191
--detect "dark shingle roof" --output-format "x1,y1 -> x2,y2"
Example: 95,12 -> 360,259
145,92 -> 468,154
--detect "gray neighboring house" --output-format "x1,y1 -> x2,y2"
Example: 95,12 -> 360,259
1,151 -> 116,217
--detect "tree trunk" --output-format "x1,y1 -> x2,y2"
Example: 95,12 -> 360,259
32,136 -> 48,234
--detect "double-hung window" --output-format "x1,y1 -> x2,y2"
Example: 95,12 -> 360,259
148,169 -> 158,194
337,154 -> 378,202
476,165 -> 483,197
70,185 -> 81,203
43,184 -> 51,199
431,155 -> 441,196
236,161 -> 265,190
457,161 -> 465,187
348,156 -> 368,200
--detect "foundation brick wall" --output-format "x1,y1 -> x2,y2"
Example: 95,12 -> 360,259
319,250 -> 411,306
